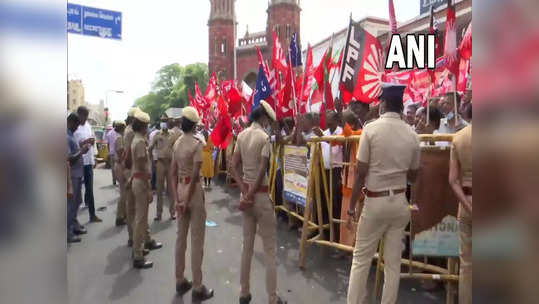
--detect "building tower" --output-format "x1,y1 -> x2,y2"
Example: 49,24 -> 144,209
267,0 -> 301,58
208,0 -> 236,80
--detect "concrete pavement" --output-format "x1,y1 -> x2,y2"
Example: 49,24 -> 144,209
67,168 -> 445,304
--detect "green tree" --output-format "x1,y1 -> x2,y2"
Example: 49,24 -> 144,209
135,62 -> 209,121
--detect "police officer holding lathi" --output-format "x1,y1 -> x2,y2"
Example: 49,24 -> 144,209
345,84 -> 421,304
230,100 -> 287,304
170,107 -> 214,301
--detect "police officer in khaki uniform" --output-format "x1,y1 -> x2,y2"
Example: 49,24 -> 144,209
449,122 -> 472,304
123,107 -> 139,246
149,115 -> 175,221
170,107 -> 214,301
131,110 -> 162,269
345,84 -> 421,304
113,120 -> 127,226
168,115 -> 183,150
230,101 -> 286,304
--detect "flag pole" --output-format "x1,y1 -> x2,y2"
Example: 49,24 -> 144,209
299,43 -> 310,114
337,13 -> 353,101
452,74 -> 458,123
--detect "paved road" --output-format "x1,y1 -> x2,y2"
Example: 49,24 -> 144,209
68,167 -> 445,304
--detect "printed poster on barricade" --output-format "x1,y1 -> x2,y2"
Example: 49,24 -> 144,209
412,215 -> 460,257
283,145 -> 309,206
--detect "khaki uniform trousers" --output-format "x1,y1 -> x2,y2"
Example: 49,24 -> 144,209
132,178 -> 152,259
175,180 -> 206,288
347,193 -> 410,304
156,158 -> 174,217
458,198 -> 472,304
115,163 -> 126,220
125,169 -> 135,241
240,192 -> 278,304
110,155 -> 117,184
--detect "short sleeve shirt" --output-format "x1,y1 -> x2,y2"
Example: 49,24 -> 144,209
124,125 -> 135,153
234,122 -> 271,185
172,133 -> 203,178
74,122 -> 96,165
153,130 -> 173,160
357,112 -> 420,191
67,129 -> 83,178
168,127 -> 183,151
131,133 -> 150,173
450,124 -> 472,186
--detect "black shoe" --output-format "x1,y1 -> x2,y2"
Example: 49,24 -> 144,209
90,215 -> 103,223
67,236 -> 81,243
192,285 -> 214,301
127,239 -> 133,247
115,218 -> 126,226
175,279 -> 192,295
154,215 -> 162,221
276,296 -> 287,304
73,227 -> 87,235
145,240 -> 162,250
239,294 -> 252,304
133,258 -> 153,269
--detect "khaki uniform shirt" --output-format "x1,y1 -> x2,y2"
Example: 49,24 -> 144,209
124,125 -> 135,155
114,134 -> 124,156
357,112 -> 421,191
168,127 -> 183,151
131,133 -> 150,174
153,130 -> 173,160
172,133 -> 203,178
450,124 -> 472,186
234,122 -> 271,185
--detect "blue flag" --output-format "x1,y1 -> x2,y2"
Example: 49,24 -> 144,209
253,65 -> 272,109
289,32 -> 302,67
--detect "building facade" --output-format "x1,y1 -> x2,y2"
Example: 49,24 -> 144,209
208,0 -> 301,88
67,79 -> 85,111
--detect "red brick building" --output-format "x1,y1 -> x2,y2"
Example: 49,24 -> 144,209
208,0 -> 301,88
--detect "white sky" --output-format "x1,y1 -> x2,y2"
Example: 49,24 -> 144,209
68,0 -> 417,121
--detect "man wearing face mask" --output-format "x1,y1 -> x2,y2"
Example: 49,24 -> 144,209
149,115 -> 175,221
438,92 -> 468,134
230,100 -> 287,304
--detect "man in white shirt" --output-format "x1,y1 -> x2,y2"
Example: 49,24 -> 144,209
321,111 -> 344,241
148,121 -> 161,190
74,106 -> 102,223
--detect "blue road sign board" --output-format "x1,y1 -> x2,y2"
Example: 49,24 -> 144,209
67,3 -> 122,40
67,3 -> 82,34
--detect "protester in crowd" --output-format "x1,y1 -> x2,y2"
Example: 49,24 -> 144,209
131,110 -> 162,269
148,119 -> 161,191
201,129 -> 215,189
414,106 -> 443,135
346,84 -> 420,304
123,107 -> 139,248
404,102 -> 419,126
67,112 -> 90,243
112,120 -> 127,226
230,101 -> 287,304
449,110 -> 472,304
169,107 -> 214,301
348,100 -> 370,127
438,92 -> 468,134
105,121 -> 119,186
74,106 -> 102,222
149,115 -> 175,221
459,84 -> 472,122
322,110 -> 344,241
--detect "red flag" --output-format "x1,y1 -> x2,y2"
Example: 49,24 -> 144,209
314,50 -> 328,92
194,83 -> 209,112
272,31 -> 288,73
319,102 -> 326,129
444,0 -> 459,75
459,23 -> 472,60
325,81 -> 335,111
205,72 -> 218,104
210,115 -> 232,149
456,58 -> 471,93
226,86 -> 243,118
256,45 -> 279,104
300,45 -> 315,109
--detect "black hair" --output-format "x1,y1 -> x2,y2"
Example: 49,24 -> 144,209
125,116 -> 134,125
114,124 -> 125,133
250,105 -> 268,123
132,119 -> 147,132
67,112 -> 80,124
77,106 -> 89,116
181,118 -> 196,133
428,107 -> 443,130
384,97 -> 404,114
